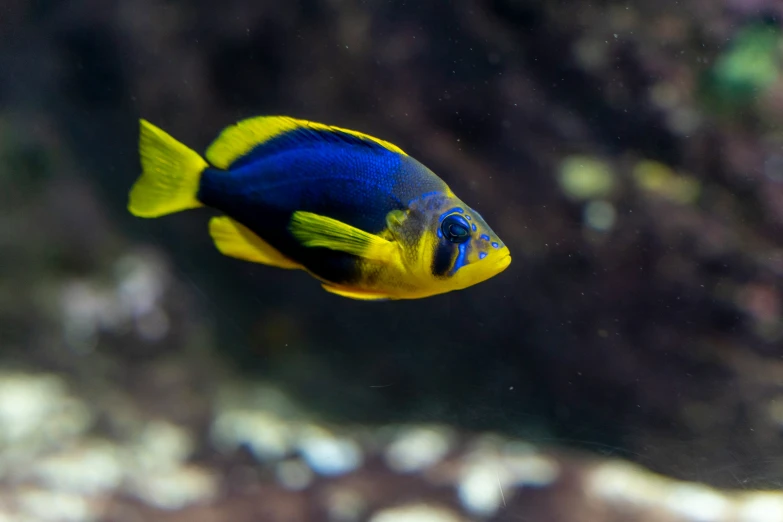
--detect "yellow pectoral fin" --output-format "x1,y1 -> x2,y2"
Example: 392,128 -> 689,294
209,216 -> 301,269
289,211 -> 397,262
321,284 -> 392,301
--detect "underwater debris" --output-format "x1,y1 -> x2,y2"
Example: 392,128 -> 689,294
557,156 -> 616,201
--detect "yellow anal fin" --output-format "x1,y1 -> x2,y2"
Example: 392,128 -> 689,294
289,211 -> 397,262
209,216 -> 300,269
321,284 -> 391,301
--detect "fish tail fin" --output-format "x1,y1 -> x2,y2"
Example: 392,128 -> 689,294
128,119 -> 209,218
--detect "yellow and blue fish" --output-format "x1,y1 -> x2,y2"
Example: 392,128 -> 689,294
128,116 -> 511,300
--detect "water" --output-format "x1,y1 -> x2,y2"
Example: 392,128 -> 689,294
3,1 -> 783,520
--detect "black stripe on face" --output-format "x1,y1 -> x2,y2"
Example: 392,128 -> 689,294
431,240 -> 455,277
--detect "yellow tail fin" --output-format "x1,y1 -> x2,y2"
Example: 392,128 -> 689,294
128,119 -> 208,218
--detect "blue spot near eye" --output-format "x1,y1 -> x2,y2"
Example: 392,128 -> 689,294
450,243 -> 468,274
438,207 -> 464,222
407,190 -> 441,206
471,223 -> 477,232
491,242 -> 499,248
480,234 -> 490,241
479,252 -> 487,260
465,215 -> 471,220
437,228 -> 443,238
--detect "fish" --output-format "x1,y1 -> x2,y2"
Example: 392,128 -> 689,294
127,116 -> 511,300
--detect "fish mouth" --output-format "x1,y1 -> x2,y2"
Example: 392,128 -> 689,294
495,249 -> 512,272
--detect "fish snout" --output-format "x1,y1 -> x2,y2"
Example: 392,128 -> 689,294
494,246 -> 512,272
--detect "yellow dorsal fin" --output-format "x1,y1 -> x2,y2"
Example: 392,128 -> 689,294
289,211 -> 397,262
205,116 -> 407,169
321,284 -> 392,301
209,216 -> 301,269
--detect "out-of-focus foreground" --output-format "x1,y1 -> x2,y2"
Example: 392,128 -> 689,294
3,0 -> 783,520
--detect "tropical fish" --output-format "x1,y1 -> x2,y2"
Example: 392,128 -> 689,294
127,116 -> 511,300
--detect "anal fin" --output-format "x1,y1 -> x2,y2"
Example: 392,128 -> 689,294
209,216 -> 300,269
321,284 -> 391,301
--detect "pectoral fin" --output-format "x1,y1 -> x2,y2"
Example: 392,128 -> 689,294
321,284 -> 391,301
209,216 -> 301,269
289,211 -> 397,262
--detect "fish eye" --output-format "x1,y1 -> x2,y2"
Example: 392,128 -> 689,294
441,214 -> 471,244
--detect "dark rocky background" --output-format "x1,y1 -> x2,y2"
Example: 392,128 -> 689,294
3,0 -> 783,520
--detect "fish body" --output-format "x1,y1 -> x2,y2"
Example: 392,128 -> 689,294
128,116 -> 510,300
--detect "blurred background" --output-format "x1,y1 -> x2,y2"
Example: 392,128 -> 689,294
3,0 -> 783,520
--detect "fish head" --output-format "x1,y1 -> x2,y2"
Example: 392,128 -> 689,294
387,192 -> 511,296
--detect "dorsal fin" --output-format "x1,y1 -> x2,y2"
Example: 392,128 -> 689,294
205,116 -> 407,170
